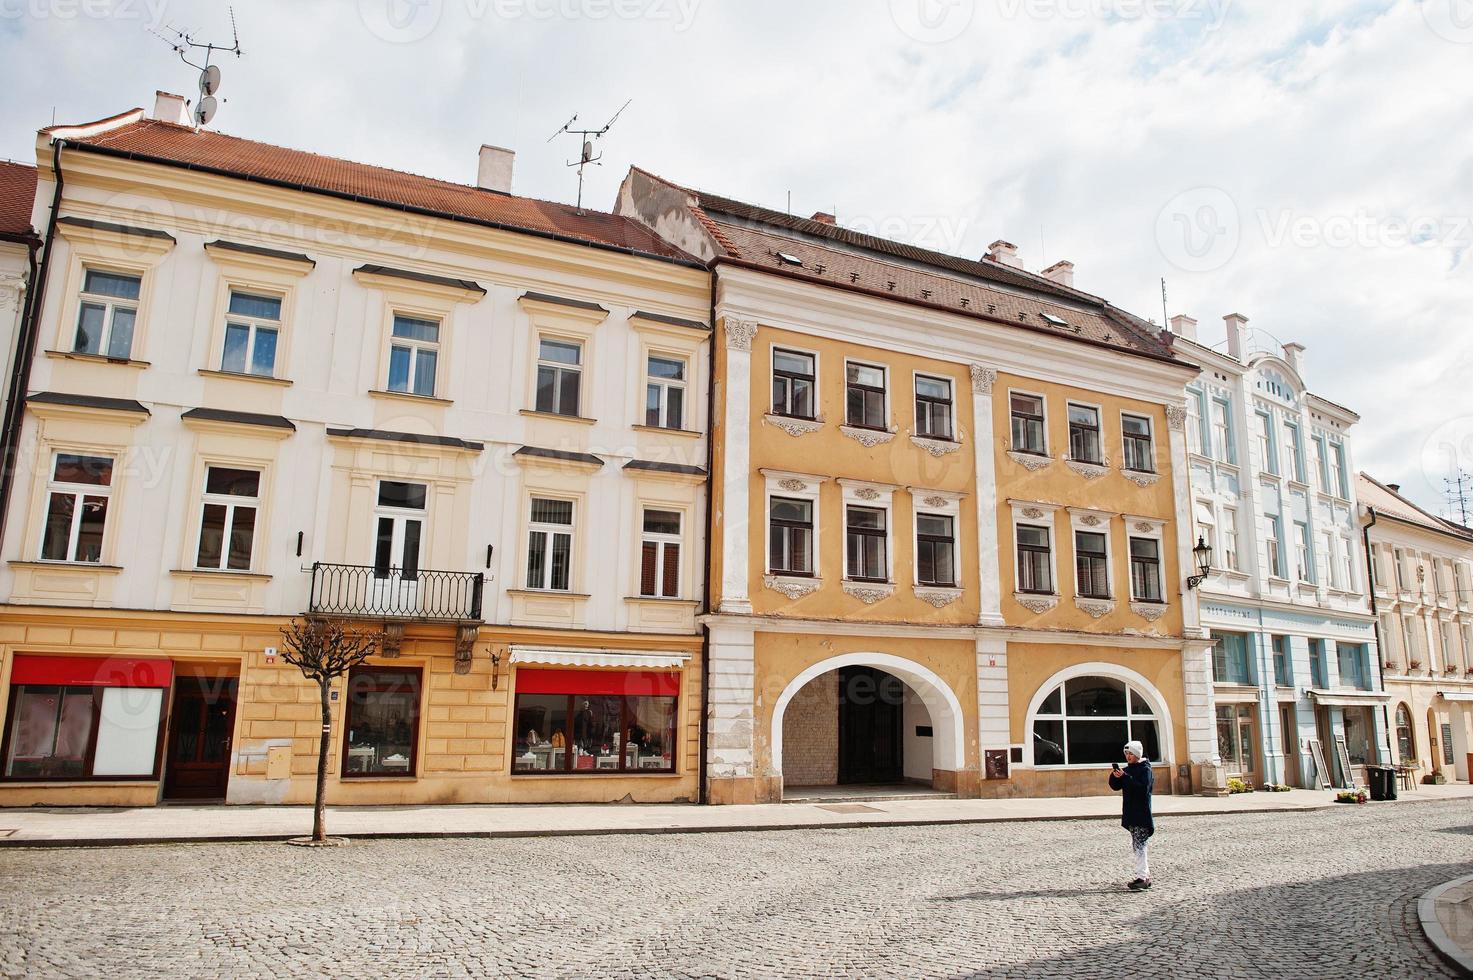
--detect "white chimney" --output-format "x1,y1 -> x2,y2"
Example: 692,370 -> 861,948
1223,312 -> 1249,360
1169,314 -> 1198,341
1040,260 -> 1074,287
987,240 -> 1023,269
152,91 -> 189,125
477,145 -> 515,194
1283,342 -> 1306,377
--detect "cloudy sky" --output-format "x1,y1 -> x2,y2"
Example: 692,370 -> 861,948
1,0 -> 1470,516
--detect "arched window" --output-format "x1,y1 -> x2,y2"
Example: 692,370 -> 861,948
1395,703 -> 1416,763
1032,676 -> 1160,766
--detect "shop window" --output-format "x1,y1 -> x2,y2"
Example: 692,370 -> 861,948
1395,703 -> 1416,763
1031,675 -> 1160,767
74,268 -> 140,358
1342,707 -> 1373,765
1216,704 -> 1257,777
342,667 -> 420,778
512,670 -> 678,774
1212,631 -> 1253,685
1,656 -> 170,781
914,375 -> 953,440
40,453 -> 114,563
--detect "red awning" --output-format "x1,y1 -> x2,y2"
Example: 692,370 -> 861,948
10,655 -> 174,688
514,668 -> 681,697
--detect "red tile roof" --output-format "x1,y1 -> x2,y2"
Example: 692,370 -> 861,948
0,161 -> 37,240
53,116 -> 697,263
1358,473 -> 1473,541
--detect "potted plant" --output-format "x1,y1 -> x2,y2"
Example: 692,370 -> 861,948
1227,777 -> 1254,794
1383,660 -> 1398,671
1410,660 -> 1424,671
1335,788 -> 1368,804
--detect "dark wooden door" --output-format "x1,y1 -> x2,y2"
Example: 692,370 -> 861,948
163,677 -> 237,801
837,667 -> 904,785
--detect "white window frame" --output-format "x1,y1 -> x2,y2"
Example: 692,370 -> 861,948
194,464 -> 263,572
910,488 -> 964,592
72,267 -> 141,360
386,312 -> 443,398
638,507 -> 684,599
1211,397 -> 1234,464
38,451 -> 115,564
525,495 -> 576,592
219,288 -> 284,378
761,470 -> 825,583
533,334 -> 585,417
1008,499 -> 1061,603
1221,506 -> 1241,572
1265,513 -> 1286,580
1294,520 -> 1314,583
644,351 -> 688,431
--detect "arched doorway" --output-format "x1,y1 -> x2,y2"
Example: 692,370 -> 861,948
770,653 -> 965,798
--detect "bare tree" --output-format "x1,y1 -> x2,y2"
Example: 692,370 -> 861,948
280,617 -> 379,842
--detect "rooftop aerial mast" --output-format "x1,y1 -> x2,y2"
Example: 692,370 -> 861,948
547,99 -> 632,211
150,6 -> 242,129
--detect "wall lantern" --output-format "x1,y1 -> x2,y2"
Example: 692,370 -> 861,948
1187,536 -> 1213,590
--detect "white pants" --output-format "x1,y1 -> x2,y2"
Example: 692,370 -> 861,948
1129,827 -> 1151,880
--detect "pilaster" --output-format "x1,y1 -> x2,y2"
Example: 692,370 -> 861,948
970,364 -> 1004,627
718,317 -> 757,615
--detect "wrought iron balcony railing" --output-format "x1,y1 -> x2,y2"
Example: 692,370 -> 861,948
308,562 -> 484,623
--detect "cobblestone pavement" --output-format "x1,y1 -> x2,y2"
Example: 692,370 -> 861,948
3,800 -> 1471,979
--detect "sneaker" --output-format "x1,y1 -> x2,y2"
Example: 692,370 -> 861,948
1129,878 -> 1153,891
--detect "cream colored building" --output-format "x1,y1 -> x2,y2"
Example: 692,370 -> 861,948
617,172 -> 1217,803
0,96 -> 711,807
1360,473 -> 1473,783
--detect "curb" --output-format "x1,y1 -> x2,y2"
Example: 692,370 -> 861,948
0,800 -> 1338,849
1419,874 -> 1473,978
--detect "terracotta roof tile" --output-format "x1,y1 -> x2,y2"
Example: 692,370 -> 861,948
1358,473 -> 1473,541
0,161 -> 37,239
59,118 -> 695,263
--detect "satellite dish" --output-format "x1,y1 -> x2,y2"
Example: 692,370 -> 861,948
195,96 -> 218,126
581,140 -> 594,164
200,64 -> 221,95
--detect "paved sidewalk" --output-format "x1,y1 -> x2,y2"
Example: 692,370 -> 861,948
1421,872 -> 1473,977
2,783 -> 1471,847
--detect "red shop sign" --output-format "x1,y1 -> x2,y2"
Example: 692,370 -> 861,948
514,668 -> 680,697
10,655 -> 174,688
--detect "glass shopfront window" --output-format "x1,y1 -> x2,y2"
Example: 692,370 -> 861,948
1030,676 -> 1160,767
1,656 -> 171,781
342,667 -> 421,778
1342,707 -> 1373,765
512,669 -> 678,774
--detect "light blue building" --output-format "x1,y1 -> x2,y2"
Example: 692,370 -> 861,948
1171,313 -> 1388,789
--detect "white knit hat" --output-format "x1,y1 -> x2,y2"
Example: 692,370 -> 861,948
1123,740 -> 1145,759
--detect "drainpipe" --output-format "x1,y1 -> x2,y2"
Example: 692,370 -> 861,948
1362,506 -> 1392,763
0,138 -> 64,545
696,272 -> 717,806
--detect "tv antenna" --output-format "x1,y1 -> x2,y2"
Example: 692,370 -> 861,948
547,99 -> 631,211
150,6 -> 242,130
1446,469 -> 1472,526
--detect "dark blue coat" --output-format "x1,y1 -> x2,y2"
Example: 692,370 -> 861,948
1108,761 -> 1154,835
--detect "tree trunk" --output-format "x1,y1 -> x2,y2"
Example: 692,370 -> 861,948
314,677 -> 331,841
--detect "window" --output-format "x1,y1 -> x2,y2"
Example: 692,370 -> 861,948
40,453 -> 113,563
1266,515 -> 1285,578
916,513 -> 956,587
1343,707 -> 1373,766
1121,414 -> 1154,472
1031,676 -> 1160,766
535,338 -> 583,416
196,467 -> 260,571
645,355 -> 686,429
769,497 -> 814,576
1074,531 -> 1110,599
914,375 -> 953,440
1010,393 -> 1046,455
73,269 -> 140,358
1309,638 -> 1328,688
1222,507 -> 1241,571
1016,524 -> 1053,594
845,362 -> 887,429
1272,635 -> 1292,687
1212,398 -> 1235,464
1187,388 -> 1207,455
1394,549 -> 1407,590
1313,435 -> 1332,493
220,290 -> 281,377
1129,537 -> 1162,602
639,509 -> 681,598
1212,631 -> 1253,685
513,671 -> 678,774
387,314 -> 440,397
1403,618 -> 1421,666
772,349 -> 816,419
1321,532 -> 1338,589
1330,443 -> 1349,497
1067,404 -> 1103,464
1295,521 -> 1314,583
1283,421 -> 1304,482
1256,412 -> 1276,474
1394,703 -> 1416,763
526,497 -> 574,591
845,506 -> 888,582
1337,642 -> 1369,690
375,481 -> 426,581
2,656 -> 168,781
342,667 -> 420,778
1216,704 -> 1257,776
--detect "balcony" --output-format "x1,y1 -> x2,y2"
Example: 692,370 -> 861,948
308,563 -> 485,623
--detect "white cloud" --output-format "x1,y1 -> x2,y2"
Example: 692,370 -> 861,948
1,0 -> 1469,515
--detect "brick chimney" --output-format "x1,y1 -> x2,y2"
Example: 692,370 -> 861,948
477,145 -> 515,194
1040,260 -> 1074,288
1283,342 -> 1307,377
810,211 -> 836,226
1223,312 -> 1249,360
153,91 -> 189,126
1169,314 -> 1198,341
987,240 -> 1023,269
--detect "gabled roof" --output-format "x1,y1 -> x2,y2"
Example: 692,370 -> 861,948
0,160 -> 37,241
1358,473 -> 1473,543
46,115 -> 698,265
628,168 -> 1189,366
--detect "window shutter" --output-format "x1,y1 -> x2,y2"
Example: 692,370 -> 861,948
662,543 -> 680,598
640,541 -> 658,596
